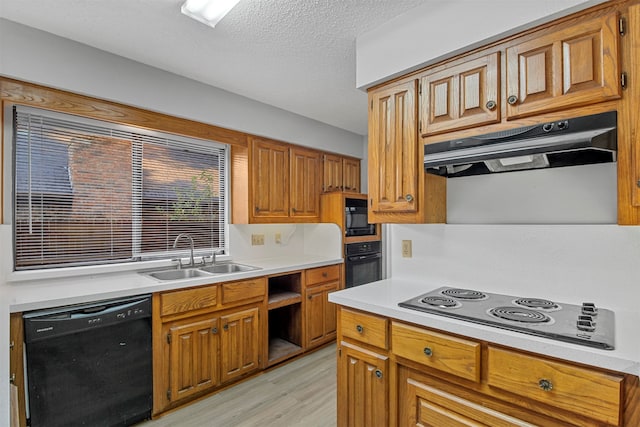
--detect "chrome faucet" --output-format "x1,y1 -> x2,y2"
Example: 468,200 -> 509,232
172,233 -> 195,268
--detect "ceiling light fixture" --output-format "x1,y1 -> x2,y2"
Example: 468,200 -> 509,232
181,0 -> 241,28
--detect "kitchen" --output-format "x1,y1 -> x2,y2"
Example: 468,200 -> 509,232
2,0 -> 640,426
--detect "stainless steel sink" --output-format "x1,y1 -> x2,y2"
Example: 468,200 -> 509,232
142,262 -> 261,281
147,268 -> 211,281
198,262 -> 261,274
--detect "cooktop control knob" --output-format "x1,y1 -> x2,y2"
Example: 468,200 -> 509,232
581,302 -> 598,316
577,315 -> 596,332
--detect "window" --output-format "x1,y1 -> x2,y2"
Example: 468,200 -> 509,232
12,106 -> 228,270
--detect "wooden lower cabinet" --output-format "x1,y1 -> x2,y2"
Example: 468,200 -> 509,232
399,367 -> 535,427
338,342 -> 389,427
305,282 -> 338,348
164,315 -> 220,403
220,307 -> 260,383
336,307 -> 639,427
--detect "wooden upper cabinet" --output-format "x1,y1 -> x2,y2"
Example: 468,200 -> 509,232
368,80 -> 419,215
251,137 -> 290,220
420,52 -> 500,136
290,146 -> 322,220
323,153 -> 343,192
322,154 -> 360,193
342,157 -> 361,193
505,12 -> 620,119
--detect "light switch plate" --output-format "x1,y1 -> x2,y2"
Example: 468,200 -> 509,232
402,240 -> 412,258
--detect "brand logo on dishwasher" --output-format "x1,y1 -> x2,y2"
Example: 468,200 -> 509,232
36,326 -> 54,333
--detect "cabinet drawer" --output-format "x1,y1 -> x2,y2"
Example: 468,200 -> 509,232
306,264 -> 340,285
391,322 -> 480,382
160,285 -> 217,316
221,278 -> 266,306
340,308 -> 388,349
487,346 -> 622,425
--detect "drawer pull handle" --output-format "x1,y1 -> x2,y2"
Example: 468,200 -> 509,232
405,194 -> 414,203
374,369 -> 383,379
538,379 -> 553,391
356,325 -> 364,334
322,272 -> 328,277
423,347 -> 433,357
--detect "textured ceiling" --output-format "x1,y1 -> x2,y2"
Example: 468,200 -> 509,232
0,0 -> 430,136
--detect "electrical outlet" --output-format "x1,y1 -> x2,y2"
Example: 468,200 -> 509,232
275,232 -> 282,244
251,234 -> 265,246
401,240 -> 412,258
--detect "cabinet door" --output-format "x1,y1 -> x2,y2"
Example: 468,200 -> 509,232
290,147 -> 322,220
166,316 -> 219,403
251,138 -> 289,220
220,307 -> 260,383
338,343 -> 389,427
421,52 -> 500,136
505,12 -> 620,119
323,153 -> 343,192
342,157 -> 361,193
305,282 -> 338,348
400,369 -> 534,427
368,80 -> 418,215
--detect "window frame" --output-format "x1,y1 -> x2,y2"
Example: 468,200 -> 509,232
4,104 -> 230,273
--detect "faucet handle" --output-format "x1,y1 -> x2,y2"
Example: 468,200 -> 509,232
172,258 -> 184,269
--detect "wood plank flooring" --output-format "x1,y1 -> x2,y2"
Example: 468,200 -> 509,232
139,344 -> 336,427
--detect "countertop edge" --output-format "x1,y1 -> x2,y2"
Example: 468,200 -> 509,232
9,256 -> 343,313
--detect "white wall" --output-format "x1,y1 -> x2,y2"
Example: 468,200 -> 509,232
356,0 -> 607,88
0,19 -> 364,157
388,223 -> 640,312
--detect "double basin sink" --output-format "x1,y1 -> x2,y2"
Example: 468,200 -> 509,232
143,262 -> 261,281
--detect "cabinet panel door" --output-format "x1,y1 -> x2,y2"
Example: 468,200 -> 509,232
506,12 -> 620,118
421,52 -> 500,136
290,147 -> 322,219
306,286 -> 325,346
167,317 -> 219,403
323,285 -> 337,337
323,153 -> 343,192
220,307 -> 260,383
342,158 -> 361,193
368,80 -> 418,214
338,344 -> 389,427
251,138 -> 289,219
401,373 -> 534,427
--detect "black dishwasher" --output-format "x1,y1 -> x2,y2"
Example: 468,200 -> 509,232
23,294 -> 152,427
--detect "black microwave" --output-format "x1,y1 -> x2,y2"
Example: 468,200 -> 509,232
345,198 -> 376,237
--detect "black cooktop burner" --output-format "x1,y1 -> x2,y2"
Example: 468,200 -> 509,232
441,288 -> 487,300
513,298 -> 559,310
420,296 -> 460,308
488,306 -> 552,324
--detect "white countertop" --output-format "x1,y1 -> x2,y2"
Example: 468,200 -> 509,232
329,277 -> 640,376
7,255 -> 343,312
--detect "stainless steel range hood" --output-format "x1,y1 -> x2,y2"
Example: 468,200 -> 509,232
424,111 -> 617,178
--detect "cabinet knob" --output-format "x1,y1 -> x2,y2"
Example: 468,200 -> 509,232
356,324 -> 364,334
423,347 -> 433,357
322,272 -> 328,278
485,100 -> 497,110
308,295 -> 312,300
292,208 -> 297,213
374,369 -> 383,379
538,379 -> 553,391
211,327 -> 218,334
636,180 -> 640,188
223,324 -> 229,331
507,95 -> 518,105
405,194 -> 414,203
255,206 -> 260,213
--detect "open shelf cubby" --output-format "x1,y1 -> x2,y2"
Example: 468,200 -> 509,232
267,272 -> 303,365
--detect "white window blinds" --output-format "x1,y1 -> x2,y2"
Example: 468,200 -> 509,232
13,106 -> 227,270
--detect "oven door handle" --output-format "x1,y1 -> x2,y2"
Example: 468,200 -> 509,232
347,253 -> 382,262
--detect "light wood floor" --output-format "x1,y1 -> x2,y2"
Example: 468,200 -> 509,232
140,344 -> 337,427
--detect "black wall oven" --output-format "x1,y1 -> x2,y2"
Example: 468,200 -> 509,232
345,241 -> 382,288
